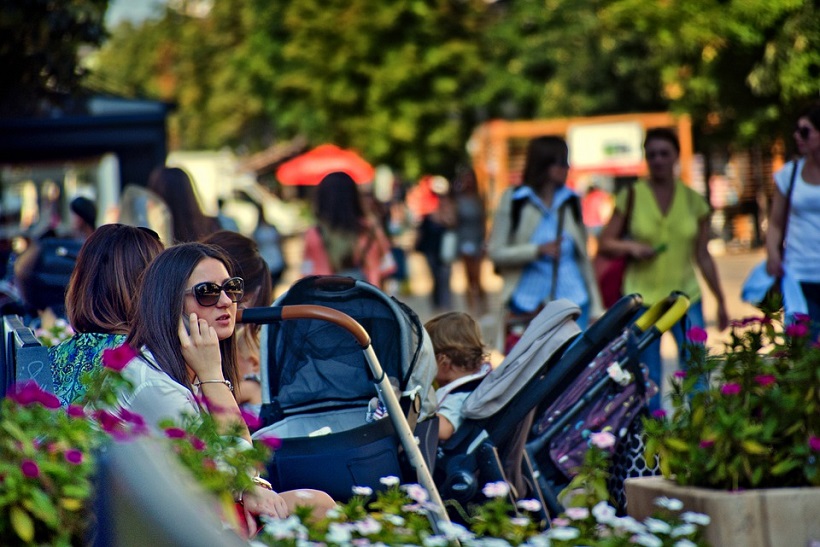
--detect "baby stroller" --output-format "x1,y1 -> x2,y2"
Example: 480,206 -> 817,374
242,276 -> 445,513
435,293 -> 688,522
525,293 -> 689,516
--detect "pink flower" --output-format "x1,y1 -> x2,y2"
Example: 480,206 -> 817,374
652,409 -> 667,419
258,435 -> 282,450
720,383 -> 741,396
481,481 -> 510,499
64,449 -> 83,465
565,507 -> 590,520
589,431 -> 616,449
793,313 -> 811,324
164,427 -> 187,439
190,437 -> 206,451
241,408 -> 261,431
67,404 -> 86,418
9,381 -> 60,409
552,517 -> 571,527
754,375 -> 776,387
809,436 -> 820,452
674,370 -> 687,379
93,410 -> 134,441
686,326 -> 708,344
21,459 -> 39,478
785,322 -> 808,338
102,343 -> 137,372
699,440 -> 715,449
118,409 -> 145,428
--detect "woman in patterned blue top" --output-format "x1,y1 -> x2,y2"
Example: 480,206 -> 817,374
488,136 -> 603,352
49,224 -> 164,406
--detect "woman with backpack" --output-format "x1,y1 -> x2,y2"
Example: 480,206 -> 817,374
301,171 -> 395,285
487,136 -> 602,353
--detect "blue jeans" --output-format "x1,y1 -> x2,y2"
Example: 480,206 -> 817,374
637,300 -> 704,413
800,282 -> 820,342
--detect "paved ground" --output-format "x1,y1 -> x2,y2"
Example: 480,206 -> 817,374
276,236 -> 764,356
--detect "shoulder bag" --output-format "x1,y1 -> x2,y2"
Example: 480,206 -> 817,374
594,184 -> 635,309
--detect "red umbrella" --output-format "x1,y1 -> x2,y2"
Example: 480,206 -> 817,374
276,144 -> 375,186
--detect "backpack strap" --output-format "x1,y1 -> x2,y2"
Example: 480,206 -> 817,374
509,195 -> 528,241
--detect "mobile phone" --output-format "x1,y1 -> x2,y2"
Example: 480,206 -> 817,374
182,314 -> 191,334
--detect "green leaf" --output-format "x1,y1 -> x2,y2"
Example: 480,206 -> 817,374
10,505 -> 34,542
771,459 -> 800,476
24,488 -> 59,526
664,438 -> 690,452
741,440 -> 769,455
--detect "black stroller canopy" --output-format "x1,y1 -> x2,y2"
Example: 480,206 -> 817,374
267,276 -> 426,417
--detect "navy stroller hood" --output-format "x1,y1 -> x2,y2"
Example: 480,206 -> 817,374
259,276 -> 437,427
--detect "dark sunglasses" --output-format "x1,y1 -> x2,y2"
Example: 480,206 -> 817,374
796,125 -> 814,140
185,277 -> 244,307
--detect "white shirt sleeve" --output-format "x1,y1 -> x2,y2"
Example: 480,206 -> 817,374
119,353 -> 201,433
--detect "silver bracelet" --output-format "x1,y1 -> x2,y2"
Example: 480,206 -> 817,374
194,379 -> 234,392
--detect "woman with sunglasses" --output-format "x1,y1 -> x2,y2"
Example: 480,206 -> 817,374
599,127 -> 728,412
202,230 -> 273,428
488,136 -> 602,353
118,242 -> 334,525
50,224 -> 164,406
766,102 -> 820,339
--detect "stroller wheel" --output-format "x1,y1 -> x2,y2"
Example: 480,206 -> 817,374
440,454 -> 480,504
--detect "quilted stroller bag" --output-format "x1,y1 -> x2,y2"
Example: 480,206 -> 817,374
248,276 -> 439,502
536,327 -> 654,477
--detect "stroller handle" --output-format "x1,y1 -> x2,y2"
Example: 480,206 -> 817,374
632,292 -> 690,334
237,305 -> 371,348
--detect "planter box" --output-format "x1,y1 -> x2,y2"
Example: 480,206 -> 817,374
625,476 -> 820,547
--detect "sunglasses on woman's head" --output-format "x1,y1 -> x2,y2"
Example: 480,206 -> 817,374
185,277 -> 244,307
796,125 -> 814,140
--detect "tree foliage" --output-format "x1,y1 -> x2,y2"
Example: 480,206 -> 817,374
0,0 -> 109,117
87,0 -> 820,176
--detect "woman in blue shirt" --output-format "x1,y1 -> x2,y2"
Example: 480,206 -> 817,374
487,136 -> 602,352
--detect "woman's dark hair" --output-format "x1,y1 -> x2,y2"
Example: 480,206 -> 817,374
67,224 -> 164,334
453,164 -> 481,196
202,230 -> 272,309
800,101 -> 820,131
643,127 -> 681,154
314,172 -> 364,232
147,166 -> 216,243
126,242 -> 239,392
521,136 -> 569,190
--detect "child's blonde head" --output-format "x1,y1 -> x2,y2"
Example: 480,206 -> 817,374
424,312 -> 487,372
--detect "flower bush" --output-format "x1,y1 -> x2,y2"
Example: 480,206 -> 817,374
643,312 -> 820,490
1,342 -> 711,546
0,344 -> 273,545
547,431 -> 709,547
0,346 -> 139,545
249,430 -> 708,547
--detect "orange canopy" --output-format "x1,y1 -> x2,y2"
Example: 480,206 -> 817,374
276,144 -> 375,186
